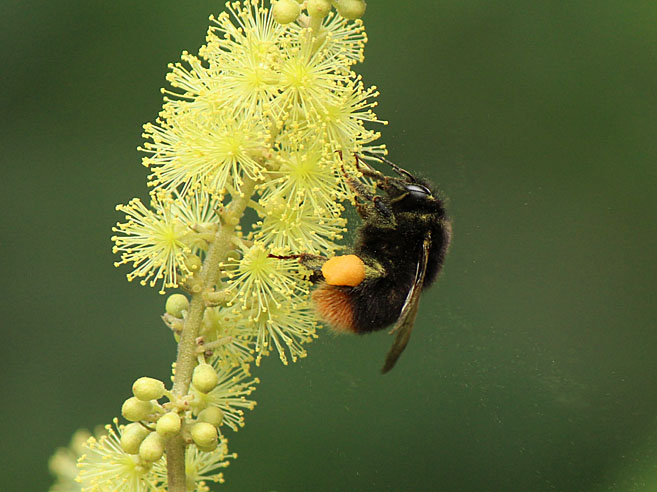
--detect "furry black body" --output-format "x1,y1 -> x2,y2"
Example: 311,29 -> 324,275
348,181 -> 450,333
278,154 -> 451,372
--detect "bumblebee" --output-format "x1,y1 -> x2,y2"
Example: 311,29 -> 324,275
276,153 -> 451,373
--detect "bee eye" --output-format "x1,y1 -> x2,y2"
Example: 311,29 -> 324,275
405,184 -> 431,198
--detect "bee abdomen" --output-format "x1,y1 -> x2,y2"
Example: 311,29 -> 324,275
351,278 -> 408,334
312,284 -> 357,334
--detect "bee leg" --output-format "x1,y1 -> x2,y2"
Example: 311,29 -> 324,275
352,195 -> 371,219
373,196 -> 393,220
341,165 -> 376,201
348,180 -> 396,225
336,151 -> 396,225
359,151 -> 417,182
350,190 -> 395,227
336,150 -> 379,198
341,172 -> 385,221
268,253 -> 326,269
268,253 -> 327,283
353,153 -> 387,182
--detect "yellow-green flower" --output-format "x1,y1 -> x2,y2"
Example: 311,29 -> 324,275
112,191 -> 221,293
222,242 -> 308,319
258,138 -> 345,216
169,189 -> 222,255
49,429 -> 92,492
202,3 -> 286,116
275,30 -> 350,120
251,296 -> 319,365
201,305 -> 257,371
162,51 -> 224,114
77,419 -> 163,492
291,10 -> 367,64
152,437 -> 236,491
210,1 -> 285,58
316,76 -> 386,149
190,365 -> 259,431
254,198 -> 346,254
112,196 -> 194,294
142,107 -> 269,197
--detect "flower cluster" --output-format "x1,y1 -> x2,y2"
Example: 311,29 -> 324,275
112,0 -> 382,364
52,1 -> 381,490
73,418 -> 235,491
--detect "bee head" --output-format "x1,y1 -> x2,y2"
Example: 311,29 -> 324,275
379,176 -> 442,214
354,152 -> 445,216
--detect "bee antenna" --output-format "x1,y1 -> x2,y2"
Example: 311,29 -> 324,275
360,151 -> 417,182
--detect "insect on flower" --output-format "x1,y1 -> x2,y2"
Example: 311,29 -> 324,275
272,152 -> 451,373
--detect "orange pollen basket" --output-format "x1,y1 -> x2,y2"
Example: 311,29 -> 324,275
321,254 -> 366,287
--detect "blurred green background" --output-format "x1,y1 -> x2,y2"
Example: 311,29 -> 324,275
2,1 -> 657,490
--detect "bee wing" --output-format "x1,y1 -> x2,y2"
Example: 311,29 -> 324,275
381,232 -> 432,374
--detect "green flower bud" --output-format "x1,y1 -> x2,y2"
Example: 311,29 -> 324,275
190,422 -> 218,448
225,250 -> 241,262
139,432 -> 165,462
132,377 -> 166,401
336,0 -> 366,19
121,397 -> 153,422
307,0 -> 332,18
273,0 -> 301,24
198,407 -> 224,427
184,254 -> 202,274
165,294 -> 189,318
156,412 -> 181,437
120,423 -> 150,455
192,363 -> 218,393
196,440 -> 219,453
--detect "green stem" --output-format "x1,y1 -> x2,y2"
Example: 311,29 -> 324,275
165,178 -> 257,492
